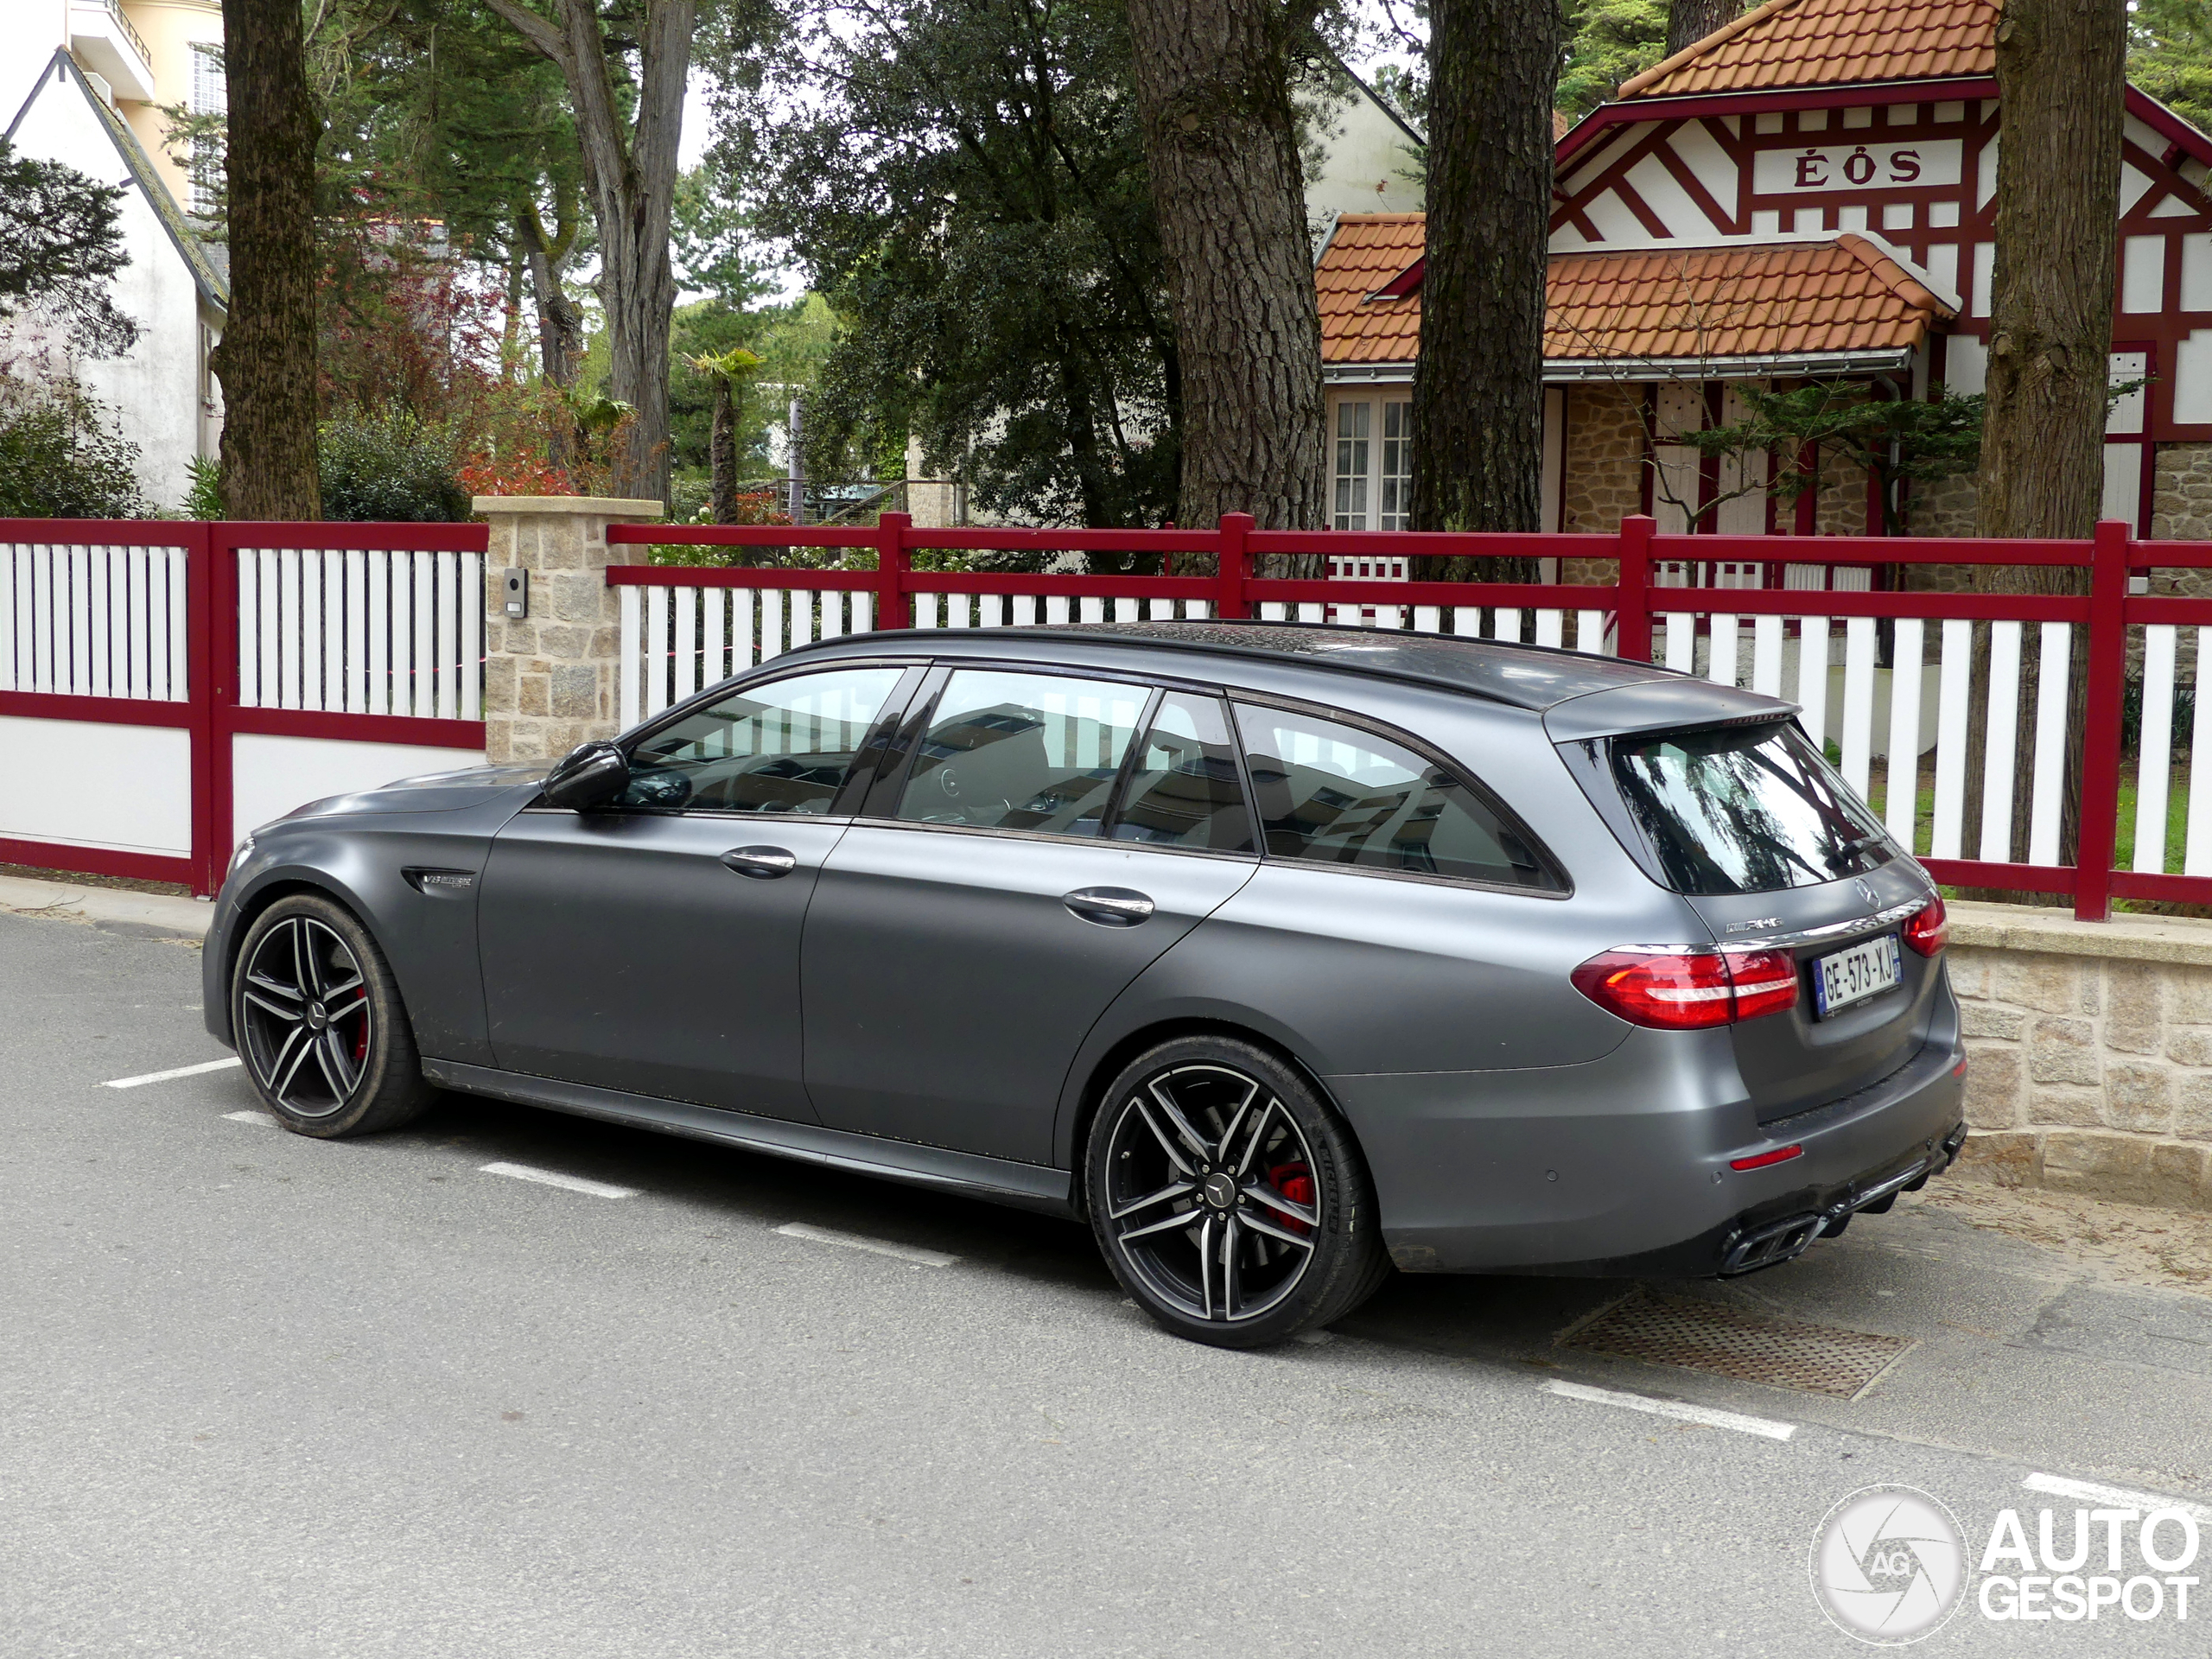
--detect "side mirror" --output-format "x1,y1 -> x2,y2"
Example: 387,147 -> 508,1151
541,741 -> 630,810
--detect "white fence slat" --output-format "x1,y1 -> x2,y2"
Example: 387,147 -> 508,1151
948,593 -> 971,629
702,588 -> 727,682
461,553 -> 482,720
367,552 -> 391,716
319,550 -> 341,712
1796,616 -> 1829,754
1840,615 -> 1877,798
645,587 -> 671,710
1751,613 -> 1783,697
1576,608 -> 1607,654
1012,595 -> 1037,626
915,592 -> 939,630
1979,620 -> 2024,862
1453,606 -> 1479,637
1114,597 -> 1139,623
412,551 -> 435,717
1081,598 -> 1106,623
1535,608 -> 1563,649
674,586 -> 697,704
1146,597 -> 1171,622
763,588 -> 786,662
67,546 -> 91,695
1708,613 -> 1739,687
251,549 -> 275,707
87,544 -> 111,696
1884,618 -> 1924,848
1662,612 -> 1693,672
977,594 -> 1001,629
731,588 -> 755,669
31,545 -> 54,693
164,547 -> 187,699
2186,626 -> 2212,876
1185,600 -> 1209,620
1492,607 -> 1522,644
435,550 -> 460,720
342,550 -> 365,713
282,548 -> 306,710
1931,619 -> 1972,858
1373,606 -> 1404,630
619,585 -> 641,728
851,590 -> 873,634
2134,624 -> 2177,874
2026,621 -> 2072,868
1046,595 -> 1071,625
0,545 -> 16,691
1258,601 -> 1286,621
123,546 -> 147,697
1414,604 -> 1441,633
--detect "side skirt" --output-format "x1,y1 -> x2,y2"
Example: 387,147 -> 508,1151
421,1058 -> 1077,1218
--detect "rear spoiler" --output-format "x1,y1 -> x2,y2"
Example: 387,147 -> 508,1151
1541,679 -> 1800,744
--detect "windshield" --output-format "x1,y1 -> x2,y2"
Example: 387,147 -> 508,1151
1611,721 -> 1897,895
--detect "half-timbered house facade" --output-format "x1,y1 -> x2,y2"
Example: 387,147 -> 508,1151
1315,0 -> 2212,552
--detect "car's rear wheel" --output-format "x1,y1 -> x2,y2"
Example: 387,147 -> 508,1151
231,893 -> 434,1138
1084,1036 -> 1390,1349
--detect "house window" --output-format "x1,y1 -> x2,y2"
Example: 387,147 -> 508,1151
188,44 -> 226,216
1378,401 -> 1411,531
1333,401 -> 1370,529
1332,397 -> 1413,531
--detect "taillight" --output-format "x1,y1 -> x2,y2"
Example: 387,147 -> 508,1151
1902,895 -> 1948,957
1572,945 -> 1802,1029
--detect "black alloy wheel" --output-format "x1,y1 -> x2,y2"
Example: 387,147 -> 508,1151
231,893 -> 434,1137
1086,1037 -> 1389,1348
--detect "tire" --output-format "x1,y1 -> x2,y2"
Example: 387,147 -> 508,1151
1084,1035 -> 1391,1350
229,893 -> 435,1139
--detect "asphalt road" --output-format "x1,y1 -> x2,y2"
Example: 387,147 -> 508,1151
4,907 -> 2209,1657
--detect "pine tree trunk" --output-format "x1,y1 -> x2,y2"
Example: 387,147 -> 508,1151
1125,0 -> 1325,535
1959,0 -> 2126,893
210,0 -> 321,519
709,379 -> 739,524
1668,0 -> 1744,56
1413,0 -> 1560,578
486,0 -> 690,509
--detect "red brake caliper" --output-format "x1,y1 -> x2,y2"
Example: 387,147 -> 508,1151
1267,1162 -> 1314,1236
351,990 -> 370,1062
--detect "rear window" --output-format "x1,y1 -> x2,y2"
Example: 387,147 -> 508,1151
1611,721 -> 1896,895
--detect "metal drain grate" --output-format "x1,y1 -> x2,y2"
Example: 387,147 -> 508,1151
1560,1290 -> 1914,1399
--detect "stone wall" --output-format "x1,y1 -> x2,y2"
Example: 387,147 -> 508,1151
475,496 -> 663,765
1948,902 -> 2212,1212
1559,382 -> 1643,544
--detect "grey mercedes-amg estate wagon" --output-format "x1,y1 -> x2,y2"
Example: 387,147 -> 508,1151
205,621 -> 1966,1347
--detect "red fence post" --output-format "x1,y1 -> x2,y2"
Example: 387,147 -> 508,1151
1616,515 -> 1655,663
2075,519 -> 2131,922
183,523 -> 219,897
875,511 -> 912,629
1216,513 -> 1253,619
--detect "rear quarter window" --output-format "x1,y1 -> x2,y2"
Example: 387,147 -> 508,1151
1611,720 -> 1897,895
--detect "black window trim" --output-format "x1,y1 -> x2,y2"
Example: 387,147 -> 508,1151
1230,689 -> 1575,900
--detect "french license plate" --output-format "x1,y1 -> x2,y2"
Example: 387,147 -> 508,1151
1812,934 -> 1903,1018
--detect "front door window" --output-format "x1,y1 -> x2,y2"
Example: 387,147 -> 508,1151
620,666 -> 905,812
893,670 -> 1148,836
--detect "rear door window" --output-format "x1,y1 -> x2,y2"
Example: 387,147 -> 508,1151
893,670 -> 1147,836
1109,692 -> 1255,853
1236,704 -> 1561,890
1611,720 -> 1895,894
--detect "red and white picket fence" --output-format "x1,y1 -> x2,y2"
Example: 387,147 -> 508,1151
0,519 -> 489,895
614,513 -> 2212,923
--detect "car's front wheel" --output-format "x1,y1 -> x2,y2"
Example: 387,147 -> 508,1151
1084,1036 -> 1390,1349
231,893 -> 434,1138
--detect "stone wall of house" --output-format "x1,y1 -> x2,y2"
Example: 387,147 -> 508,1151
1559,382 -> 1643,556
1948,903 -> 2212,1212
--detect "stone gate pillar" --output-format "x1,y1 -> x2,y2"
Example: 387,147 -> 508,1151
474,495 -> 664,764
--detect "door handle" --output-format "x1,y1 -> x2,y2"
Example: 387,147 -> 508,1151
1063,887 -> 1154,926
721,846 -> 798,879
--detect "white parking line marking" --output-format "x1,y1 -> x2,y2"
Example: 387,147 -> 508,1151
223,1110 -> 280,1128
479,1162 -> 639,1199
2024,1472 -> 2212,1523
104,1057 -> 243,1089
1542,1378 -> 1798,1441
773,1222 -> 959,1268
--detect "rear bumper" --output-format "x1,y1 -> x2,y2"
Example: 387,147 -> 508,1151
1337,1009 -> 1967,1277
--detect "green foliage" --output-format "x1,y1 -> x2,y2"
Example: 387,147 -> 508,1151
0,138 -> 139,358
182,454 -> 224,520
1558,0 -> 1669,117
0,376 -> 146,518
1667,381 -> 1985,533
317,410 -> 470,522
731,0 -> 1179,528
673,168 -> 773,308
2132,0 -> 2212,137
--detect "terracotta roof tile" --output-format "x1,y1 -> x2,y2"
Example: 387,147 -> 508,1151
1618,0 -> 1996,100
1315,217 -> 1955,365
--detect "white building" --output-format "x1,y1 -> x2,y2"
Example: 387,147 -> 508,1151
4,0 -> 227,511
